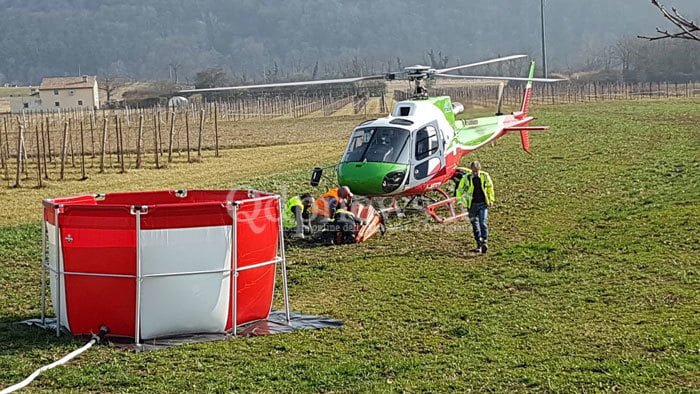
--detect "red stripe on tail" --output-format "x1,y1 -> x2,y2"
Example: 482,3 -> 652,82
519,86 -> 532,117
520,130 -> 531,154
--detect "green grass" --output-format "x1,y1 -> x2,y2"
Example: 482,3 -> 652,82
0,99 -> 698,392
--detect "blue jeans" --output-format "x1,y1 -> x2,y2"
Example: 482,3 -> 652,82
468,202 -> 488,245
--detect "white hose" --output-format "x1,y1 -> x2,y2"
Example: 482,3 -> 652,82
0,337 -> 97,394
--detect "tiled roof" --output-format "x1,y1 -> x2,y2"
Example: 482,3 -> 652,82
40,76 -> 97,90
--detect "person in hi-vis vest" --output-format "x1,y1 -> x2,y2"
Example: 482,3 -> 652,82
456,161 -> 495,253
282,193 -> 315,239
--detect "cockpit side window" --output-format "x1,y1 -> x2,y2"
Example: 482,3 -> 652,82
415,126 -> 439,161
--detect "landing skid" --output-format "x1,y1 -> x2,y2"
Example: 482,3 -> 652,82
423,188 -> 469,223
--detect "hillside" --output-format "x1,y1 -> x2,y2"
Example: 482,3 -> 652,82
1,0 -> 699,84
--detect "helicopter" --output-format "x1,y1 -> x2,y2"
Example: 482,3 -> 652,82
179,55 -> 563,223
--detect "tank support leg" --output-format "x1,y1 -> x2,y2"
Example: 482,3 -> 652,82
277,198 -> 291,325
231,202 -> 239,336
54,208 -> 61,337
41,218 -> 46,326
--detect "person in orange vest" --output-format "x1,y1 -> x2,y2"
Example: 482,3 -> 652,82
311,186 -> 354,226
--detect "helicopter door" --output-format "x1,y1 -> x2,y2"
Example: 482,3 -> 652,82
410,124 -> 444,184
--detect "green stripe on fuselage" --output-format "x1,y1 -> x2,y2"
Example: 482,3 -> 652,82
449,116 -> 502,150
427,96 -> 456,128
338,161 -> 408,196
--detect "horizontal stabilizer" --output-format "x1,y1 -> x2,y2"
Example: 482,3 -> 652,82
503,126 -> 549,132
503,126 -> 548,154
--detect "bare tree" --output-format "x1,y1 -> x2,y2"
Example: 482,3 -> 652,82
425,50 -> 449,69
639,0 -> 700,41
169,63 -> 181,83
612,37 -> 643,81
99,75 -> 125,103
614,40 -> 633,75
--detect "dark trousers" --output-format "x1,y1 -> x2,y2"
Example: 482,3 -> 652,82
325,218 -> 357,244
468,202 -> 489,246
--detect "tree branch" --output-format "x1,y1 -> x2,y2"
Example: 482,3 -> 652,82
638,0 -> 700,41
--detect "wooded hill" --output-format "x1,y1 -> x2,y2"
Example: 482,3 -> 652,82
1,0 -> 699,84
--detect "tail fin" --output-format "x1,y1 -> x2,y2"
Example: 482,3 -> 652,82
518,61 -> 536,116
520,130 -> 531,153
516,61 -> 536,151
503,61 -> 554,154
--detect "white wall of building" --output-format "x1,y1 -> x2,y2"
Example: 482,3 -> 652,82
38,84 -> 99,111
10,95 -> 42,113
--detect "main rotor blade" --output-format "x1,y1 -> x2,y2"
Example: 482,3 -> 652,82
434,74 -> 566,82
178,75 -> 385,94
435,54 -> 528,74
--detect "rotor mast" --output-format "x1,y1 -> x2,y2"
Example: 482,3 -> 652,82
391,65 -> 434,99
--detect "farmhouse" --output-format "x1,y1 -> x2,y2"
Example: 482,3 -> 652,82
39,75 -> 100,110
2,76 -> 100,113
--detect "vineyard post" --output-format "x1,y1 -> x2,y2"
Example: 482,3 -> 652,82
153,112 -> 160,169
21,118 -> 29,178
118,118 -> 125,173
89,111 -> 95,158
60,121 -> 68,180
214,104 -> 219,157
99,117 -> 107,173
44,116 -> 53,163
2,147 -> 7,183
68,119 -> 76,168
40,120 -> 49,179
14,121 -> 25,187
176,110 -> 181,156
185,110 -> 191,162
198,108 -> 204,159
3,117 -> 10,163
35,123 -> 43,187
114,115 -> 121,164
168,111 -> 175,162
79,120 -> 87,180
155,110 -> 160,157
136,114 -> 143,169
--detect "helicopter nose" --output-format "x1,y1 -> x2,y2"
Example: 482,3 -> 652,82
338,162 -> 408,196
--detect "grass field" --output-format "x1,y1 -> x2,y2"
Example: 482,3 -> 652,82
0,99 -> 698,392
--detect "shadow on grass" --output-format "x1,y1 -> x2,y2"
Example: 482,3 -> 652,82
286,240 -> 335,250
0,314 -> 82,357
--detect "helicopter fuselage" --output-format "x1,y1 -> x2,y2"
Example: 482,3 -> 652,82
337,96 -> 530,197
